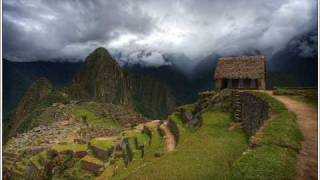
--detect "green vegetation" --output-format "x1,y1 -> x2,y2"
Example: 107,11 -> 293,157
136,133 -> 150,146
81,155 -> 104,166
60,161 -> 95,180
169,113 -> 193,142
90,138 -> 115,150
231,91 -> 303,179
71,104 -> 120,129
51,144 -> 88,153
231,145 -> 297,179
273,88 -> 317,107
120,111 -> 248,179
176,103 -> 196,112
30,151 -> 50,170
110,129 -> 165,179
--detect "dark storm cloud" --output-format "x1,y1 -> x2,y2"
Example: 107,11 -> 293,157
3,0 -> 317,63
3,0 -> 155,61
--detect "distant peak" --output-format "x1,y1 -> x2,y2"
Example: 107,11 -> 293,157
92,47 -> 111,56
85,47 -> 118,66
85,47 -> 115,63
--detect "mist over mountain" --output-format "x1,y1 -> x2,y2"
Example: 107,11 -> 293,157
3,27 -> 317,115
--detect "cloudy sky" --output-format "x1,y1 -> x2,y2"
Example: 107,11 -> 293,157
3,0 -> 317,63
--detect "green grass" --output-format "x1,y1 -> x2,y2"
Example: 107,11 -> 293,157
176,103 -> 196,112
109,129 -> 165,179
59,161 -> 95,180
273,88 -> 317,108
81,155 -> 104,166
231,145 -> 297,179
30,155 -> 43,170
169,113 -> 194,143
72,105 -> 120,129
30,151 -> 50,170
231,91 -> 303,179
119,111 -> 248,180
51,144 -> 88,153
90,139 -> 115,151
136,133 -> 150,146
249,92 -> 303,150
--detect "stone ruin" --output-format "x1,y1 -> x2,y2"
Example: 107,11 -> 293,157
176,89 -> 270,137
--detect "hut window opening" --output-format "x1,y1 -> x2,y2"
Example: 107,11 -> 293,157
239,79 -> 244,88
250,79 -> 257,89
227,79 -> 232,88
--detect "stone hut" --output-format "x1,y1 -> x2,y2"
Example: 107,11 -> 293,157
214,56 -> 266,90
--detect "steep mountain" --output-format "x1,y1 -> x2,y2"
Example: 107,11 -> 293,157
125,64 -> 197,105
67,47 -> 176,119
3,59 -> 82,113
268,31 -> 318,87
4,48 -> 176,142
4,78 -> 54,142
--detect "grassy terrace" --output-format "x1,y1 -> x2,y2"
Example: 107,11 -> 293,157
116,92 -> 303,179
72,105 -> 120,129
109,129 -> 164,179
122,111 -> 248,179
90,138 -> 115,150
51,144 -> 88,153
231,92 -> 303,179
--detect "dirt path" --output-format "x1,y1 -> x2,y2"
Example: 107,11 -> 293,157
266,91 -> 318,180
159,122 -> 176,152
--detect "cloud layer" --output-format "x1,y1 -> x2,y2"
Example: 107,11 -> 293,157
3,0 -> 317,63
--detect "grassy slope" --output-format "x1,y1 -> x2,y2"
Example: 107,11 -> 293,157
121,111 -> 248,180
231,92 -> 303,179
71,105 -> 120,129
109,129 -> 165,179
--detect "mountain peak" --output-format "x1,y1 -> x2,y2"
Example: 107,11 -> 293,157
85,47 -> 115,65
93,47 -> 110,54
92,47 -> 112,58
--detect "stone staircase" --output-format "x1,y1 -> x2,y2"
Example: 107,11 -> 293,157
232,91 -> 242,122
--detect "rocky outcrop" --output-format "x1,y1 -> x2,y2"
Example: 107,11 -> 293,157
176,89 -> 232,129
69,47 -> 176,119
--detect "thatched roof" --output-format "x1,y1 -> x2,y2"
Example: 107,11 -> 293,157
214,56 -> 266,79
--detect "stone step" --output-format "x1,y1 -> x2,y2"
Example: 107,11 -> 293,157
234,117 -> 241,120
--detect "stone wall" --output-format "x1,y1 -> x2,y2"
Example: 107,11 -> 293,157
233,92 -> 270,136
